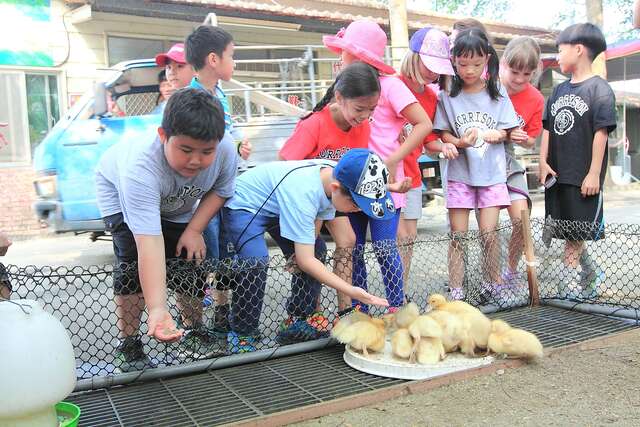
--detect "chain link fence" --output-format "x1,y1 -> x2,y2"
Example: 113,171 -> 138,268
2,217 -> 638,389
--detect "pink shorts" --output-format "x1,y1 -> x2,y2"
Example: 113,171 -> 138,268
446,181 -> 511,209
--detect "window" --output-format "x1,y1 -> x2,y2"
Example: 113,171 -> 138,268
0,72 -> 61,164
107,36 -> 182,66
26,74 -> 60,148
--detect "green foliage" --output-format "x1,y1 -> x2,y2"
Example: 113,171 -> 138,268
430,0 -> 510,19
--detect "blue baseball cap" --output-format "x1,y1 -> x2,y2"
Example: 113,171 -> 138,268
334,149 -> 395,220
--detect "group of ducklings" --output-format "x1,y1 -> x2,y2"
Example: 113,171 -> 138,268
332,294 -> 543,365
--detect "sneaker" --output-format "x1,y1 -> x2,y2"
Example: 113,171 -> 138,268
557,268 -> 582,300
501,269 -> 524,287
542,216 -> 555,248
211,303 -> 231,337
177,328 -> 223,360
580,268 -> 604,299
276,314 -> 330,345
114,336 -> 154,373
448,287 -> 465,301
227,331 -> 257,354
490,283 -> 528,307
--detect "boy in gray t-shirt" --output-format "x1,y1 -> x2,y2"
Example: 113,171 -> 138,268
95,88 -> 236,371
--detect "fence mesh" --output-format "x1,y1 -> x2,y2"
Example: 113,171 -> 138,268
2,217 -> 638,387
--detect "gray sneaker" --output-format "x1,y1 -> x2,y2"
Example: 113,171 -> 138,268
176,328 -> 224,360
114,336 -> 154,373
580,267 -> 604,299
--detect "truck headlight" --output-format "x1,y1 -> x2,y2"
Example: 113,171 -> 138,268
34,175 -> 57,198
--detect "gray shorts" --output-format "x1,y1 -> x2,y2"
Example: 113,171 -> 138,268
400,187 -> 423,220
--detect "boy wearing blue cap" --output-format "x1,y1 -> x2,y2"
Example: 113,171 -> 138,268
220,149 -> 406,353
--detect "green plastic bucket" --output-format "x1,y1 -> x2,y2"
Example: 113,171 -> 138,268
55,402 -> 81,427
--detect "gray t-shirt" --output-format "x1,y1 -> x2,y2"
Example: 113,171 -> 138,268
433,86 -> 519,186
95,132 -> 237,235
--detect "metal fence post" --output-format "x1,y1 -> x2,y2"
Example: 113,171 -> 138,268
306,46 -> 317,108
243,89 -> 252,121
521,209 -> 540,306
257,82 -> 265,116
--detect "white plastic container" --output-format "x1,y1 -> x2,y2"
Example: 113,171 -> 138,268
0,300 -> 76,427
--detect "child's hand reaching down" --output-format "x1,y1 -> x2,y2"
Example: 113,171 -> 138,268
351,287 -> 389,307
387,177 -> 412,194
147,307 -> 183,342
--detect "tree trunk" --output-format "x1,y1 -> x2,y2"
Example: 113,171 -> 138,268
586,0 -> 606,79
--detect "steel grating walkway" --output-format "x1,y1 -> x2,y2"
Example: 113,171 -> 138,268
67,306 -> 638,427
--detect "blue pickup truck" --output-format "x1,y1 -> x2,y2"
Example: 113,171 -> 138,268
32,59 -> 300,233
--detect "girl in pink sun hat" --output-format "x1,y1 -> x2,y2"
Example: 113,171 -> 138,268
323,20 -> 432,312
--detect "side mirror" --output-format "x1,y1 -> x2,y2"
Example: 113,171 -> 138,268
93,82 -> 108,117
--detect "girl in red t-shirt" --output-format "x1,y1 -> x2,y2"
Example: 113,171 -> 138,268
279,62 -> 380,311
397,27 -> 458,294
499,36 -> 544,288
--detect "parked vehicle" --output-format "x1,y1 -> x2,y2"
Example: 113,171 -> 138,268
32,59 -> 299,233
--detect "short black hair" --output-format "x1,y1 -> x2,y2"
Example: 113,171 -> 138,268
162,88 -> 225,143
556,23 -> 607,61
157,69 -> 167,83
185,25 -> 234,71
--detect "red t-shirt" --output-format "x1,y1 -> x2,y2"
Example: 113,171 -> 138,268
279,105 -> 370,161
400,76 -> 440,188
509,83 -> 544,139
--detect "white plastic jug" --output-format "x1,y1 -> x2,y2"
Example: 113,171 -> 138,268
0,300 -> 76,427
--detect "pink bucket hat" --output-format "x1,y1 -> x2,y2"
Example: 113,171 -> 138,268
155,43 -> 186,66
409,27 -> 455,76
323,20 -> 395,75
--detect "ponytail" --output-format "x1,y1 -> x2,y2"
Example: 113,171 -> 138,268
301,62 -> 380,120
301,81 -> 336,120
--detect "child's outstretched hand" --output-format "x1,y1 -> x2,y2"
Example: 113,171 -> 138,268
350,287 -> 389,307
387,177 -> 412,194
147,307 -> 183,342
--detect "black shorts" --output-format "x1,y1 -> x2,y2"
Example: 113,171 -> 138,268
544,183 -> 604,241
0,262 -> 11,291
104,213 -> 208,297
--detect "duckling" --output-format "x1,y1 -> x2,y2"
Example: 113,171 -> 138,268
427,293 -> 478,315
416,337 -> 446,364
394,302 -> 421,329
332,309 -> 373,338
407,315 -> 442,362
332,317 -> 386,358
487,319 -> 544,360
427,309 -> 470,354
428,294 -> 491,352
391,328 -> 413,360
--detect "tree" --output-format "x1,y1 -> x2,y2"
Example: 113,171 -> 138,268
554,0 -> 637,43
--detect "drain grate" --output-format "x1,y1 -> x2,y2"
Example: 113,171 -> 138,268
67,306 -> 638,426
